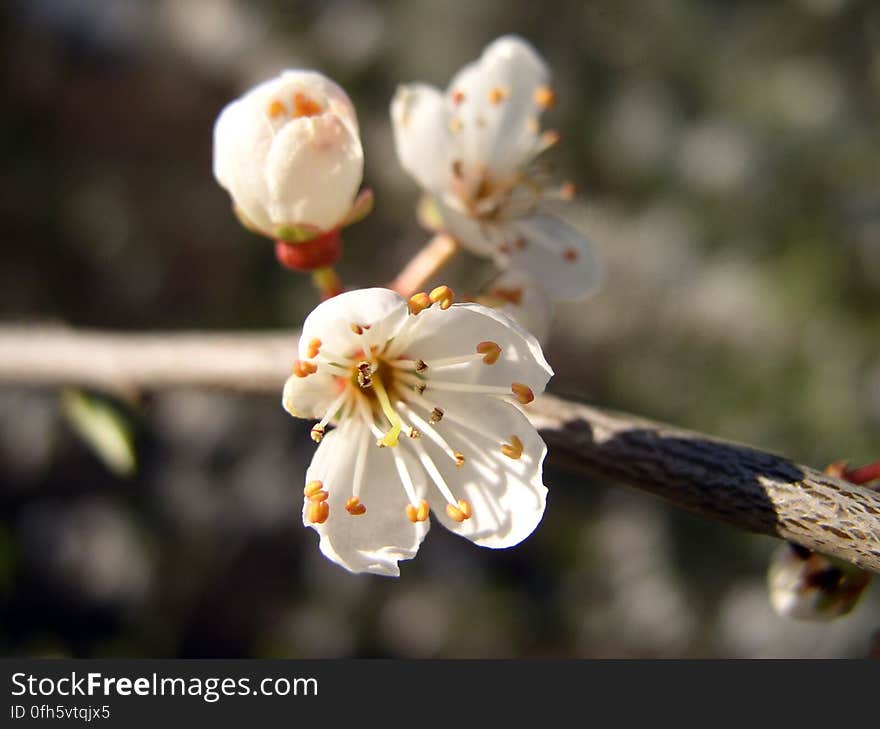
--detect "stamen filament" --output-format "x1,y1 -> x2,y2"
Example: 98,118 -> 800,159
351,422 -> 370,499
315,390 -> 349,431
399,372 -> 524,400
397,400 -> 462,467
416,353 -> 485,368
390,447 -> 419,505
409,437 -> 458,506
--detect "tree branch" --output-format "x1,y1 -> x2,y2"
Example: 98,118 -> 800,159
2,325 -> 879,573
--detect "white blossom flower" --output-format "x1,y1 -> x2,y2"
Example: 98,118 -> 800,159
391,35 -> 600,300
282,286 -> 552,576
213,70 -> 369,242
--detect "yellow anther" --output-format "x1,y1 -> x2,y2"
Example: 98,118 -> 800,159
476,341 -> 502,365
488,86 -> 508,104
310,425 -> 325,443
414,359 -> 428,372
454,451 -> 465,467
560,181 -> 576,200
563,248 -> 579,262
406,500 -> 430,523
350,323 -> 364,335
409,428 -> 421,439
306,338 -> 322,358
430,408 -> 444,423
304,480 -> 324,498
501,435 -> 524,460
446,499 -> 472,522
533,85 -> 557,109
292,359 -> 318,378
307,499 -> 329,524
268,99 -> 287,118
449,117 -> 463,134
429,285 -> 455,310
345,497 -> 366,516
408,292 -> 432,315
451,90 -> 465,105
525,117 -> 540,134
511,383 -> 535,405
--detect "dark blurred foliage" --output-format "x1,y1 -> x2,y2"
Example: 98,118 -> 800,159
1,0 -> 879,657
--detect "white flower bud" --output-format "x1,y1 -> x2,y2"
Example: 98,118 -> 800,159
213,70 -> 364,239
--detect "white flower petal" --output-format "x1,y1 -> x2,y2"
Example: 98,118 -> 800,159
394,302 -> 552,396
299,288 -> 409,361
447,35 -> 549,177
213,97 -> 274,232
431,197 -> 500,257
391,84 -> 454,194
305,424 -> 429,576
265,113 -> 363,231
408,392 -> 547,548
504,215 -> 603,301
282,370 -> 340,420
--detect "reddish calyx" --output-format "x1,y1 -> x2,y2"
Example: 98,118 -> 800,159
275,229 -> 342,272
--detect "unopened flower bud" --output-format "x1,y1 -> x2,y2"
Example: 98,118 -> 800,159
767,543 -> 871,621
213,70 -> 366,242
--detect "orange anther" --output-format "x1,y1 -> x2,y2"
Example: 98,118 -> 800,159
454,451 -> 465,467
446,499 -> 473,522
406,499 -> 430,523
430,408 -> 443,423
304,480 -> 324,498
560,181 -> 576,200
306,338 -> 322,358
488,86 -> 508,105
268,99 -> 287,118
563,248 -> 579,262
451,90 -> 465,105
492,286 -> 523,305
429,285 -> 455,310
449,117 -> 463,134
345,497 -> 366,515
501,435 -> 524,460
476,341 -> 501,365
350,323 -> 364,335
292,92 -> 322,118
408,292 -> 432,315
511,383 -> 534,404
292,359 -> 318,378
533,85 -> 557,109
309,489 -> 329,503
515,237 -> 528,250
307,499 -> 329,524
451,159 -> 464,178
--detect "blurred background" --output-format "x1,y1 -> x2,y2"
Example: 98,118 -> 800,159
1,0 -> 879,658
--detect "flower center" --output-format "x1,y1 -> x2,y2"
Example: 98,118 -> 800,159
344,354 -> 418,448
